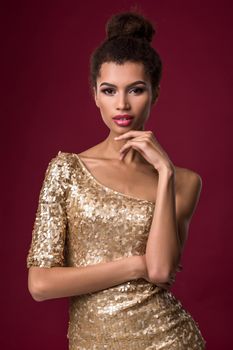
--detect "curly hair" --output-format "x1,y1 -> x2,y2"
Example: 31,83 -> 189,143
89,11 -> 162,101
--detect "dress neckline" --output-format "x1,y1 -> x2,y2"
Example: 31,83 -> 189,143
73,153 -> 155,206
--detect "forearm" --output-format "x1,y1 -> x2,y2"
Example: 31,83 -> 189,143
146,169 -> 181,282
28,256 -> 142,302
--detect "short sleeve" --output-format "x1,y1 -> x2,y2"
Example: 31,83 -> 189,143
26,151 -> 72,268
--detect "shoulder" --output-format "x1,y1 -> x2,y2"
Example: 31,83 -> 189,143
44,151 -> 79,181
175,166 -> 202,220
49,150 -> 79,166
175,166 -> 202,192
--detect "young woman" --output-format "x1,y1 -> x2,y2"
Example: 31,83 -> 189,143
27,11 -> 206,349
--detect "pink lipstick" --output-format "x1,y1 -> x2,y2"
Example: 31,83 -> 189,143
112,115 -> 134,127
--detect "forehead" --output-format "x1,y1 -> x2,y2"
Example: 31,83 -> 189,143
97,61 -> 148,85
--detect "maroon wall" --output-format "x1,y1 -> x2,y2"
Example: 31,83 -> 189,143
2,1 -> 232,348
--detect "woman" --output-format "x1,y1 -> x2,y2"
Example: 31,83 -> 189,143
27,11 -> 206,349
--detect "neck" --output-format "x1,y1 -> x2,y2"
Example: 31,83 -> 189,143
100,130 -> 147,165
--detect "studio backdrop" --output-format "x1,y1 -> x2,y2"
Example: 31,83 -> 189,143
1,1 -> 232,349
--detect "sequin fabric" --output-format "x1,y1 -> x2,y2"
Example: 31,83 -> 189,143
27,151 -> 206,349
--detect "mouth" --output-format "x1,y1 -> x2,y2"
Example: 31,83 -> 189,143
112,115 -> 134,120
112,115 -> 134,127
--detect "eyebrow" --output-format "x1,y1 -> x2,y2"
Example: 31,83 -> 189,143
99,80 -> 147,88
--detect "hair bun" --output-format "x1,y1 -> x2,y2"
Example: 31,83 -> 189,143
106,12 -> 156,43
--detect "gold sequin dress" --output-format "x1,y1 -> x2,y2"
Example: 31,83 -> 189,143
27,151 -> 206,349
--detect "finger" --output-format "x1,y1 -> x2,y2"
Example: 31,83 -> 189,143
120,139 -> 151,154
114,130 -> 145,139
119,147 -> 130,160
120,144 -> 145,160
114,130 -> 152,140
117,135 -> 152,143
120,136 -> 151,143
120,143 -> 146,160
119,138 -> 147,153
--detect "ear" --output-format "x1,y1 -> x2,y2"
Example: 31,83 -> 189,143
151,85 -> 160,105
93,87 -> 100,108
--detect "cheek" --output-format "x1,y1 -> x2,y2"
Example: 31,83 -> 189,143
135,97 -> 151,114
97,100 -> 112,124
97,96 -> 111,112
98,104 -> 109,117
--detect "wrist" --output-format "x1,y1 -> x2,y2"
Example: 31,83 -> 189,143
156,162 -> 175,177
130,255 -> 146,280
158,165 -> 175,178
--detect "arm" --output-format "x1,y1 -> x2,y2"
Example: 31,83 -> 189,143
28,255 -> 143,302
146,167 -> 181,283
175,171 -> 202,254
114,130 -> 203,287
27,154 -> 147,302
146,168 -> 202,284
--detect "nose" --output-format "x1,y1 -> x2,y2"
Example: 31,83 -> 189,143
116,92 -> 130,111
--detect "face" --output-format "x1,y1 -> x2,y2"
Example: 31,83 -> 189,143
93,61 -> 159,134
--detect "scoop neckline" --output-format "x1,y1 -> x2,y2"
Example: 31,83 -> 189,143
73,153 -> 155,206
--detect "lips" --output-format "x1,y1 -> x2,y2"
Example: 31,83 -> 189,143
112,114 -> 134,120
113,116 -> 134,127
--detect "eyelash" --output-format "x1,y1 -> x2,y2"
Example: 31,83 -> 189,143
101,87 -> 145,95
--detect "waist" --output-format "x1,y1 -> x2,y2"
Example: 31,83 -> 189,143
69,279 -> 164,316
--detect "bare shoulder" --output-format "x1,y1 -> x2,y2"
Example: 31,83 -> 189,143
174,165 -> 202,194
174,165 -> 203,220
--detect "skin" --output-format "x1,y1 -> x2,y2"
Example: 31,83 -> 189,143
81,61 -> 202,289
28,61 -> 202,301
93,61 -> 159,164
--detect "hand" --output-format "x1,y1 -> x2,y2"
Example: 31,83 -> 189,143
114,130 -> 174,174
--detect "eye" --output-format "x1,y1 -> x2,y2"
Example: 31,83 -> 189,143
129,87 -> 145,94
101,88 -> 115,95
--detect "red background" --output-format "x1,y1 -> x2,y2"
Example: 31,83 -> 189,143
2,1 -> 232,349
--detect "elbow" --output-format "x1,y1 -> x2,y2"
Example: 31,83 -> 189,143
147,255 -> 181,284
28,279 -> 46,302
28,268 -> 47,302
148,268 -> 172,284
